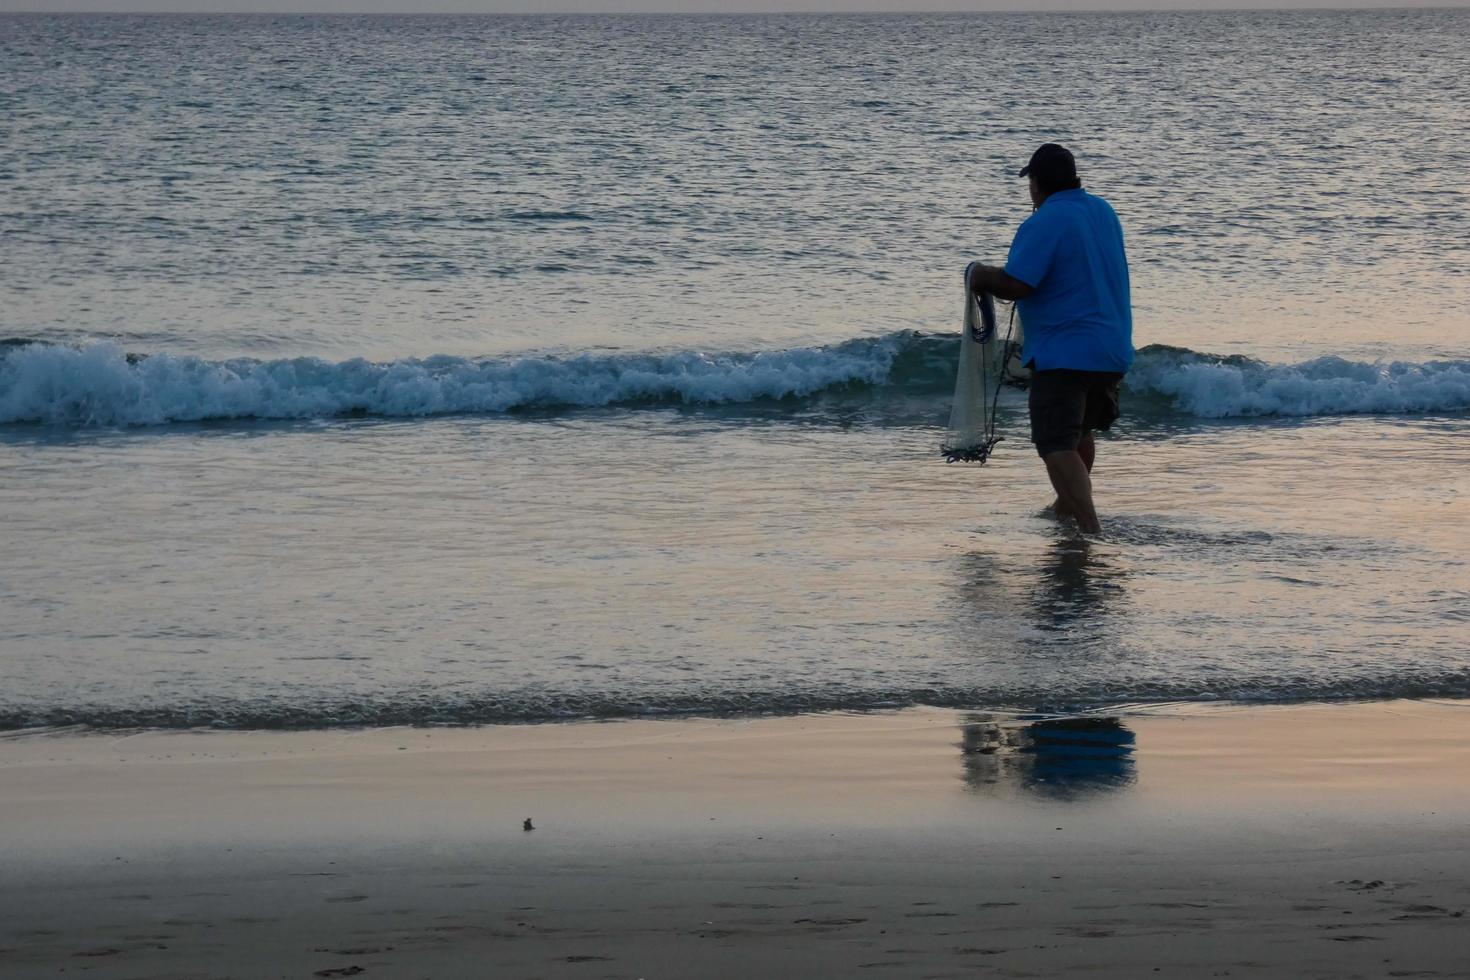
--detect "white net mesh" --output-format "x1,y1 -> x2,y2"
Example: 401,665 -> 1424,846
942,264 -> 1002,463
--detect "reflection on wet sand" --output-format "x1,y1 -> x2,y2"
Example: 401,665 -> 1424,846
961,714 -> 1137,800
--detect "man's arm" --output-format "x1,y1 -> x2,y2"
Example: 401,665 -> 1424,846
968,263 -> 1034,302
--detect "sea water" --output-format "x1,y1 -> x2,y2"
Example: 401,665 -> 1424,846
1,10 -> 1467,727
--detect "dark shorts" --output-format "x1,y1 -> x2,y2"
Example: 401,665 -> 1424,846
1029,369 -> 1124,458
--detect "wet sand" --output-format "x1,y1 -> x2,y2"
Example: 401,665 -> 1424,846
2,700 -> 1469,979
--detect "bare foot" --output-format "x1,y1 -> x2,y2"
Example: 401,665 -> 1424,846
1046,497 -> 1076,518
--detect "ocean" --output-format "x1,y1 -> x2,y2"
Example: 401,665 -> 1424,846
1,9 -> 1467,729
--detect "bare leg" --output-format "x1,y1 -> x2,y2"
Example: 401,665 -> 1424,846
1077,431 -> 1096,472
1044,448 -> 1101,534
1050,431 -> 1095,516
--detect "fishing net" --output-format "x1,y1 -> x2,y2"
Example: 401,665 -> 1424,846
941,263 -> 1027,464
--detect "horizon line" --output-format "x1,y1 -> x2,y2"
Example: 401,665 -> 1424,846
3,2 -> 1466,12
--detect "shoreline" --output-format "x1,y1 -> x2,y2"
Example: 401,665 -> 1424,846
10,691 -> 1470,734
3,699 -> 1468,978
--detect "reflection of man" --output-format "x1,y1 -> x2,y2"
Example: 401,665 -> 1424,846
960,715 -> 1136,800
967,144 -> 1134,534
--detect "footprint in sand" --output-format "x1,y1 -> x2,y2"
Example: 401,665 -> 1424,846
1392,904 -> 1465,920
1340,878 -> 1390,891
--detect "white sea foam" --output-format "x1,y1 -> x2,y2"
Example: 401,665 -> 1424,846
0,337 -> 904,426
2,337 -> 1468,426
1127,349 -> 1470,419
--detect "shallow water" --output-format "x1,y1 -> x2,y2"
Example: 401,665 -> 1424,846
1,10 -> 1467,727
3,409 -> 1465,727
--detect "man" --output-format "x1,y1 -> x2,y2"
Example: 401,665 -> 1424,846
967,143 -> 1133,535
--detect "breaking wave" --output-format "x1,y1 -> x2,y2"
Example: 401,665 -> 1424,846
2,333 -> 1468,427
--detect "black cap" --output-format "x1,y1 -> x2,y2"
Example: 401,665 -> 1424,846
1018,143 -> 1077,182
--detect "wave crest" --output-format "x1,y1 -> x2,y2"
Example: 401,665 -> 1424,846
1128,344 -> 1470,419
0,336 -> 905,426
2,334 -> 1468,427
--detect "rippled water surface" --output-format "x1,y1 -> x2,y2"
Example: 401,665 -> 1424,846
1,10 -> 1467,727
6,9 -> 1468,360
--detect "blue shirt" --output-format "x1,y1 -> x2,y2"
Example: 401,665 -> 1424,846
1004,188 -> 1133,374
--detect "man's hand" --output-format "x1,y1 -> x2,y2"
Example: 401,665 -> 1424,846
969,263 -> 1034,302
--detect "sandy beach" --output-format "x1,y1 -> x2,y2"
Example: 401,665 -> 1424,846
2,700 -> 1468,979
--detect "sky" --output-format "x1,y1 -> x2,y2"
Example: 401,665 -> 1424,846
1,0 -> 1463,12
